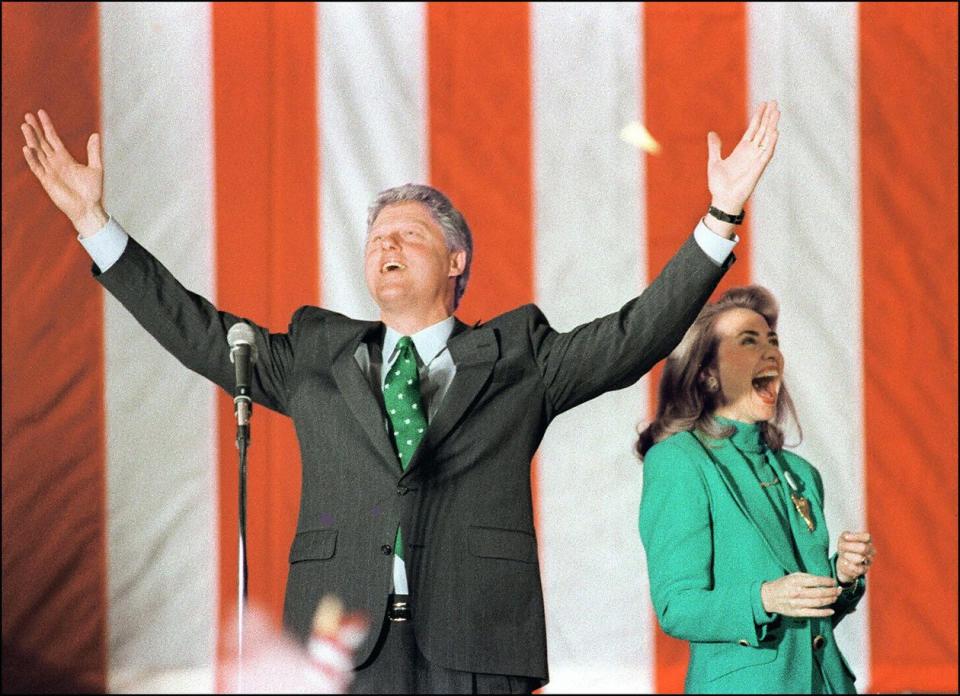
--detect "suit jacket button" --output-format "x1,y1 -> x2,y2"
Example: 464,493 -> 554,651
738,639 -> 749,647
381,544 -> 393,555
812,634 -> 826,651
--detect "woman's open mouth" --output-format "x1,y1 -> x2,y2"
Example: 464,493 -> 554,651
752,371 -> 780,405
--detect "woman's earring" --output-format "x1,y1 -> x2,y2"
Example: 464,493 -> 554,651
706,376 -> 720,392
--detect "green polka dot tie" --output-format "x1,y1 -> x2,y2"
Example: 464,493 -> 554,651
383,336 -> 427,559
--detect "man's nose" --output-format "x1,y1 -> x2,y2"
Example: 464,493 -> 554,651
380,232 -> 401,249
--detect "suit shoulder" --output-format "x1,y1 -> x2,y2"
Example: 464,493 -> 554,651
478,303 -> 549,330
645,431 -> 710,472
290,305 -> 362,326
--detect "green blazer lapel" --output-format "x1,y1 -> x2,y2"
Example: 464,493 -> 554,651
693,434 -> 799,573
767,451 -> 833,576
328,320 -> 399,474
403,322 -> 498,477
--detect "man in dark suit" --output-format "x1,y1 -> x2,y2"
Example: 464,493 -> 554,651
21,101 -> 780,693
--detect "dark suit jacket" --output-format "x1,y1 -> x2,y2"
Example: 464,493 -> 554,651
94,232 -> 730,683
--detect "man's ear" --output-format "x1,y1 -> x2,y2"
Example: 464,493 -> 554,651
448,249 -> 466,278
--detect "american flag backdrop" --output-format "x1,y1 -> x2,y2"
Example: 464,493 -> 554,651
2,2 -> 957,693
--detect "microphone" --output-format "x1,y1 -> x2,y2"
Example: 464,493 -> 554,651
228,322 -> 258,427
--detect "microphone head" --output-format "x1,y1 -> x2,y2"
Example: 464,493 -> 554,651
228,322 -> 258,362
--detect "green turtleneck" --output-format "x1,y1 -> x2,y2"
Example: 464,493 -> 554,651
712,416 -> 798,559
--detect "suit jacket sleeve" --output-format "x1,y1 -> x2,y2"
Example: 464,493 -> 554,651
529,233 -> 730,416
639,438 -> 778,645
93,235 -> 299,415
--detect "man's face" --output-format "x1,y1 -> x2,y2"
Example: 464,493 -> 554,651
364,202 -> 464,314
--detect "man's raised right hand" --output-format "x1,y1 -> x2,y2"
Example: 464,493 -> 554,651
21,109 -> 107,238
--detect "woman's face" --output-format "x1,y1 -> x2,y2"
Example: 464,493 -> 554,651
710,308 -> 784,423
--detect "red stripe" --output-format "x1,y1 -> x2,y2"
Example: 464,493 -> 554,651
212,1 -> 319,677
427,2 -> 534,323
643,3 -> 750,691
860,3 -> 958,691
426,3 -> 539,522
1,3 -> 107,692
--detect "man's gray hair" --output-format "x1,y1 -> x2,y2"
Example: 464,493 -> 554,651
367,184 -> 473,309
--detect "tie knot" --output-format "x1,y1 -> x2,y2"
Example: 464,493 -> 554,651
395,336 -> 421,364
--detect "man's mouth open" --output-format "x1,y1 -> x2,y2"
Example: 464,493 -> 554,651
381,261 -> 407,273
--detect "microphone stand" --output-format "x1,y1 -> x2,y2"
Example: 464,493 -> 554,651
235,389 -> 252,692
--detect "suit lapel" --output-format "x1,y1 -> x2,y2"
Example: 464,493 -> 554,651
327,319 -> 400,474
693,434 -> 799,573
403,321 -> 498,477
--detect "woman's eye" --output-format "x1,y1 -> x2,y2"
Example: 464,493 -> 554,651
741,337 -> 756,345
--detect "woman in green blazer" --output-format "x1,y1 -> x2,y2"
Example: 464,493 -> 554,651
638,286 -> 875,694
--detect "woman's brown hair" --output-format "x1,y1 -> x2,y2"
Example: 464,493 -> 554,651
636,285 -> 801,459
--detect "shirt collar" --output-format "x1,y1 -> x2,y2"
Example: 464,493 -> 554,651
713,415 -> 766,454
383,316 -> 456,367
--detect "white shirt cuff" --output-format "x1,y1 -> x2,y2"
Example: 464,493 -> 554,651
78,217 -> 129,272
693,218 -> 738,266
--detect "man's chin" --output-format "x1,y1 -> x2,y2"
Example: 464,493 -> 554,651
372,285 -> 415,311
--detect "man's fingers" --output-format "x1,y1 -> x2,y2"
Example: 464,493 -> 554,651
759,129 -> 779,161
766,105 -> 781,132
758,108 -> 780,149
37,109 -> 65,151
24,113 -> 54,158
742,101 -> 764,142
22,145 -> 46,178
707,131 -> 721,164
20,114 -> 49,156
751,101 -> 772,144
87,133 -> 102,170
21,119 -> 45,153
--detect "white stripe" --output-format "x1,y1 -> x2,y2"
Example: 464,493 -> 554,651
319,2 -> 428,319
99,3 -> 217,689
748,2 -> 869,686
532,4 -> 650,691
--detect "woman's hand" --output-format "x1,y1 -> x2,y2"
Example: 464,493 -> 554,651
21,109 -> 107,237
760,572 -> 841,617
836,531 -> 875,585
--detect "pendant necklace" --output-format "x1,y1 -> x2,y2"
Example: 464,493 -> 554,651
728,438 -> 815,533
783,470 -> 816,533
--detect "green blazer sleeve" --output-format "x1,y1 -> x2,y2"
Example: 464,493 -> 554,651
639,436 -> 776,645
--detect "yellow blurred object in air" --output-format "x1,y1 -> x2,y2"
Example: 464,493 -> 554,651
620,121 -> 661,155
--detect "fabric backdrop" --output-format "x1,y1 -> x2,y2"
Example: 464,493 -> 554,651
2,2 -> 957,693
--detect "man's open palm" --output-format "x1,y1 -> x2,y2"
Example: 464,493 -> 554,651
21,109 -> 103,227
